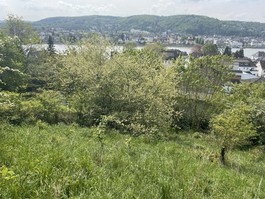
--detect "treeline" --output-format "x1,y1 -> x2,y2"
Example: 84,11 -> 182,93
1,16 -> 265,164
33,15 -> 265,37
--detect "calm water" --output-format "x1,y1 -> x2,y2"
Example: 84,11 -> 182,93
33,44 -> 265,59
168,46 -> 264,58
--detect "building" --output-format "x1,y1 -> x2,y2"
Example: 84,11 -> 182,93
256,59 -> 265,77
252,51 -> 265,61
162,49 -> 187,60
232,58 -> 257,72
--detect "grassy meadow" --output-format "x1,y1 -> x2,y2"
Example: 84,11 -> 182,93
0,123 -> 264,199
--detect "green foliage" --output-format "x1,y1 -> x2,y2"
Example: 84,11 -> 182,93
144,42 -> 165,56
251,101 -> 265,144
0,90 -> 76,125
233,49 -> 244,58
58,37 -> 179,134
36,90 -> 77,124
195,38 -> 205,45
0,91 -> 20,122
0,35 -> 27,91
0,91 -> 42,124
211,103 -> 257,164
174,55 -> 233,130
226,83 -> 265,145
211,104 -> 257,149
99,49 -> 177,134
190,44 -> 203,58
25,47 -> 59,91
56,36 -> 111,125
223,46 -> 232,56
202,43 -> 220,56
4,14 -> 40,44
47,35 -> 56,55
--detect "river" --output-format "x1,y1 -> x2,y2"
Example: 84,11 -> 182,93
166,46 -> 264,58
32,44 -> 265,59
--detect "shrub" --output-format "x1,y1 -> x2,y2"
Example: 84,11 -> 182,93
58,38 -> 180,134
0,91 -> 76,125
210,104 -> 257,165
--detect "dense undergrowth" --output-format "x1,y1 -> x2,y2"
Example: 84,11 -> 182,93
1,124 -> 264,198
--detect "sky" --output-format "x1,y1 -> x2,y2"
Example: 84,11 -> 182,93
0,0 -> 264,23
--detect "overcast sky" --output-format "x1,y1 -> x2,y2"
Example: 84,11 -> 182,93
0,0 -> 264,22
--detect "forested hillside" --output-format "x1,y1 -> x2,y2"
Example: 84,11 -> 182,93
33,15 -> 265,37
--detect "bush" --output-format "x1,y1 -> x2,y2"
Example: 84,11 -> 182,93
0,91 -> 76,125
210,103 -> 256,164
59,43 -> 180,134
36,90 -> 77,124
0,91 -> 20,123
251,100 -> 265,145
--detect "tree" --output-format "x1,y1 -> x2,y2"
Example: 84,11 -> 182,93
195,38 -> 204,45
211,104 -> 256,165
233,49 -> 244,58
190,44 -> 203,58
4,14 -> 39,44
223,46 -> 232,56
47,35 -> 56,56
144,43 -> 165,57
57,36 -> 179,134
0,34 -> 27,91
224,82 -> 265,145
202,43 -> 219,56
174,55 -> 233,130
24,48 -> 58,91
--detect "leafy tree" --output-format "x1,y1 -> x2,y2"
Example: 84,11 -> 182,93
0,35 -> 27,91
211,104 -> 256,165
195,38 -> 204,45
202,43 -> 219,56
233,49 -> 244,58
190,44 -> 203,58
144,43 -> 165,57
4,14 -> 39,44
223,46 -> 232,56
57,36 -> 179,134
174,55 -> 233,130
35,90 -> 76,124
47,35 -> 56,56
224,83 -> 265,145
0,90 -> 76,125
180,36 -> 188,41
24,48 -> 58,91
94,48 -> 177,134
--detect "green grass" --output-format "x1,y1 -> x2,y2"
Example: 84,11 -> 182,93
0,124 -> 264,199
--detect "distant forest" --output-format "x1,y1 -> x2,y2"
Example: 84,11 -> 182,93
32,15 -> 265,37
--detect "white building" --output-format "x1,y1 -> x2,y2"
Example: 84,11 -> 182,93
232,58 -> 256,72
256,59 -> 265,77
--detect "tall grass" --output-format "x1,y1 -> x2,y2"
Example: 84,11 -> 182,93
0,124 -> 264,198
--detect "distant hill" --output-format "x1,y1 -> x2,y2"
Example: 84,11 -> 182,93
32,15 -> 265,37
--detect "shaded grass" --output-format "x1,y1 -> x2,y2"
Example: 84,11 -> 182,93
0,124 -> 264,198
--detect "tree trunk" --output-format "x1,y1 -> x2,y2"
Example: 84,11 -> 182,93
220,146 -> 226,165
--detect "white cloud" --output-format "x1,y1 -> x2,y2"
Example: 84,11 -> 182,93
57,1 -> 116,15
58,1 -> 73,8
